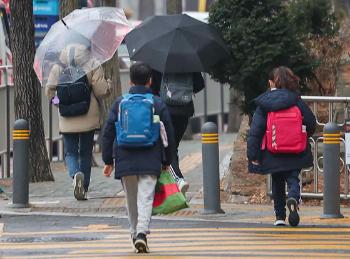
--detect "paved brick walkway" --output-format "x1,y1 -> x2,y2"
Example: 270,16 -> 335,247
0,134 -> 235,216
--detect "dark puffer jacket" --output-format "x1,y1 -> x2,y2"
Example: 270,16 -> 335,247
247,89 -> 316,175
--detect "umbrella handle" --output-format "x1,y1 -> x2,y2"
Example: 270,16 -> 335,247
61,19 -> 69,29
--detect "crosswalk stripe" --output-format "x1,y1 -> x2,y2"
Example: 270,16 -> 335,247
3,229 -> 350,240
1,226 -> 350,258
2,239 -> 350,250
3,251 -> 350,259
3,229 -> 117,236
4,227 -> 350,237
2,237 -> 350,247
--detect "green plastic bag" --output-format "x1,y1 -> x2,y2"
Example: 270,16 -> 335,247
152,170 -> 188,215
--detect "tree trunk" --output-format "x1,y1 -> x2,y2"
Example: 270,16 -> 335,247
59,0 -> 80,18
227,88 -> 242,132
167,0 -> 182,14
9,0 -> 54,182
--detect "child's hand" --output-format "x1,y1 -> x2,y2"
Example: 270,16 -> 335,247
103,165 -> 114,177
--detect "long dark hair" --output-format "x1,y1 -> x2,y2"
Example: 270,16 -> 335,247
270,66 -> 300,92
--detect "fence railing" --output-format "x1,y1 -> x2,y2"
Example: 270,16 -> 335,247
0,64 -> 12,178
267,96 -> 350,199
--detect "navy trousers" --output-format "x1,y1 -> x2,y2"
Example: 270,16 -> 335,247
271,170 -> 301,219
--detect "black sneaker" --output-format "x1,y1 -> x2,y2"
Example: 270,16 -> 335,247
287,197 -> 300,227
134,233 -> 149,253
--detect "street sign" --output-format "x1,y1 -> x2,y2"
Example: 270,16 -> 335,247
33,0 -> 59,47
34,15 -> 58,32
33,0 -> 59,16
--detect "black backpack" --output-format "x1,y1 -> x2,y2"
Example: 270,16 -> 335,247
160,73 -> 194,106
56,48 -> 91,117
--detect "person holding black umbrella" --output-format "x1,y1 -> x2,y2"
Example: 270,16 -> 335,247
125,13 -> 229,193
151,70 -> 204,193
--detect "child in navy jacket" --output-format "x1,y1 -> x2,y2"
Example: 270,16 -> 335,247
102,62 -> 175,253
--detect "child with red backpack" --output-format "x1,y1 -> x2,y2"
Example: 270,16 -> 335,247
247,66 -> 316,227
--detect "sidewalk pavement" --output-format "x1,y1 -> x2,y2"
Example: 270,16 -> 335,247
1,133 -> 350,227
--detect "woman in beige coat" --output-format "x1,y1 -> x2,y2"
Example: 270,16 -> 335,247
46,43 -> 111,200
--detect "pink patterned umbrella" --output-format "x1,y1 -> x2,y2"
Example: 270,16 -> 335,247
34,7 -> 131,86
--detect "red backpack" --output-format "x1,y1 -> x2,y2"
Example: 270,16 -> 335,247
262,106 -> 307,154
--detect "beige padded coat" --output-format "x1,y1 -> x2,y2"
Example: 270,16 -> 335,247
45,44 -> 111,133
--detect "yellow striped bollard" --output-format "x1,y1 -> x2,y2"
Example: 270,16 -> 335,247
201,122 -> 224,214
321,122 -> 343,219
12,119 -> 30,208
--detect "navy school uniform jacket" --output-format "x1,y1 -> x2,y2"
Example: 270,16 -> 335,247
247,89 -> 316,175
102,85 -> 175,179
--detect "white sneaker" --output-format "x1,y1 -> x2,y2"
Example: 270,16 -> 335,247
177,178 -> 189,194
274,219 -> 286,226
73,172 -> 85,201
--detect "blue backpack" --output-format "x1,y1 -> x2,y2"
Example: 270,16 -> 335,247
116,93 -> 160,148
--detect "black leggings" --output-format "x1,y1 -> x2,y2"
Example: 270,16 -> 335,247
170,115 -> 189,179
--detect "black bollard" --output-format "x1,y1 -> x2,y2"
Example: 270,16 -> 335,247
12,119 -> 30,208
321,122 -> 343,219
201,122 -> 224,214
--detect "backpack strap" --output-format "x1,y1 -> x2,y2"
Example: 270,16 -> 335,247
144,93 -> 154,102
123,93 -> 154,102
122,93 -> 133,101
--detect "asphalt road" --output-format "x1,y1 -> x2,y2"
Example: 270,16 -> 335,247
1,215 -> 350,258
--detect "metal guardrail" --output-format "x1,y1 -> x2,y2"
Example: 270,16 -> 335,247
0,63 -> 63,179
267,96 -> 350,199
0,64 -> 12,178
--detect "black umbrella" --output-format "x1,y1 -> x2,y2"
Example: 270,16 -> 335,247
125,14 -> 229,73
